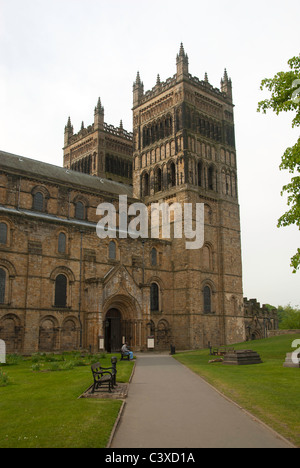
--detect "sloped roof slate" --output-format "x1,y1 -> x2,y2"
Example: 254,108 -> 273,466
0,150 -> 134,199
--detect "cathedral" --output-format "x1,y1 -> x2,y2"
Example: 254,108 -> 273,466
0,45 -> 278,354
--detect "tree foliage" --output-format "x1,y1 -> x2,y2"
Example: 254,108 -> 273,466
257,55 -> 300,272
278,304 -> 300,329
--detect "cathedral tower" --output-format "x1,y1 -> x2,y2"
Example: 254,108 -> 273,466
63,98 -> 133,184
132,44 -> 245,348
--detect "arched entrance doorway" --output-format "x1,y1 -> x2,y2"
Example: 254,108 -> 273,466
102,293 -> 143,351
104,309 -> 122,353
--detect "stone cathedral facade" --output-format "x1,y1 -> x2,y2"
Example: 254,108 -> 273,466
0,45 -> 278,355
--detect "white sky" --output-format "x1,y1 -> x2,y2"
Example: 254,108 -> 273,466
0,0 -> 299,307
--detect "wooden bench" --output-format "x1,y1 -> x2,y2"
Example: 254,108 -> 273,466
120,351 -> 130,361
91,362 -> 115,393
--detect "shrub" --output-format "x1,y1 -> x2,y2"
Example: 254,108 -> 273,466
0,368 -> 9,386
6,354 -> 23,366
46,360 -> 75,372
90,353 -> 107,364
31,354 -> 44,363
31,363 -> 42,372
60,361 -> 75,371
47,362 -> 60,372
74,359 -> 86,367
45,354 -> 65,363
278,304 -> 300,329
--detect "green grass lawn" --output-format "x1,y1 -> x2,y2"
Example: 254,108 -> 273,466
174,335 -> 300,447
0,353 -> 134,448
2,337 -> 299,448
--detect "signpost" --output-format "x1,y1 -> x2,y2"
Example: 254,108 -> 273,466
147,336 -> 155,349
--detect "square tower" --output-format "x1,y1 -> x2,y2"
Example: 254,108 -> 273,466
132,45 -> 245,347
63,99 -> 133,185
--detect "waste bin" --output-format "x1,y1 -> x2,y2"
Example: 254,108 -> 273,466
170,345 -> 175,355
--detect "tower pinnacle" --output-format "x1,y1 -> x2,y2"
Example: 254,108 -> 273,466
64,117 -> 73,146
133,71 -> 144,107
221,68 -> 233,100
176,43 -> 189,80
94,97 -> 104,115
94,97 -> 104,129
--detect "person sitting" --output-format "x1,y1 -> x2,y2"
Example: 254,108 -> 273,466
121,342 -> 134,361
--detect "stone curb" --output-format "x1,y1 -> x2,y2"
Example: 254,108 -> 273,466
106,361 -> 136,448
106,400 -> 127,448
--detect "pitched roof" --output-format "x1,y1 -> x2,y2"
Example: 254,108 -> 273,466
0,150 -> 134,199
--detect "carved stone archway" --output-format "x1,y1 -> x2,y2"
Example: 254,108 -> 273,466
102,294 -> 144,351
39,316 -> 59,352
0,314 -> 22,353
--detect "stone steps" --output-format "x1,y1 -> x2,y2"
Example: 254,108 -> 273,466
223,350 -> 262,365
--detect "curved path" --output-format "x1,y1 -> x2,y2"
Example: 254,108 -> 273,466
111,354 -> 293,449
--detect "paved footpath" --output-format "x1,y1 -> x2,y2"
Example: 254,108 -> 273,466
111,354 -> 294,449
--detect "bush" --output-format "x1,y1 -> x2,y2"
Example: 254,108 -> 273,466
47,362 -> 60,372
90,353 -> 107,364
73,359 -> 86,367
46,360 -> 75,372
0,368 -> 10,386
28,351 -> 116,371
59,361 -> 75,371
31,355 -> 41,364
6,354 -> 23,366
45,354 -> 65,363
31,363 -> 42,372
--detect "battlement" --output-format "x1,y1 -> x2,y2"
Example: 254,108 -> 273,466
139,73 -> 227,107
244,298 -> 279,341
133,44 -> 232,109
103,122 -> 133,141
244,297 -> 278,317
64,96 -> 133,149
140,75 -> 177,104
66,121 -> 133,146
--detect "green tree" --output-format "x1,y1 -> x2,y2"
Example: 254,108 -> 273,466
257,55 -> 300,272
278,304 -> 300,329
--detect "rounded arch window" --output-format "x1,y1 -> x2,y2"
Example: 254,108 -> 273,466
150,283 -> 159,312
109,241 -> 116,260
197,162 -> 203,187
155,167 -> 162,193
142,172 -> 149,197
58,232 -> 67,254
75,201 -> 85,220
0,223 -> 8,245
208,166 -> 214,190
169,162 -> 176,187
0,268 -> 6,304
203,285 -> 212,314
55,274 -> 67,308
33,192 -> 44,212
151,248 -> 157,267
